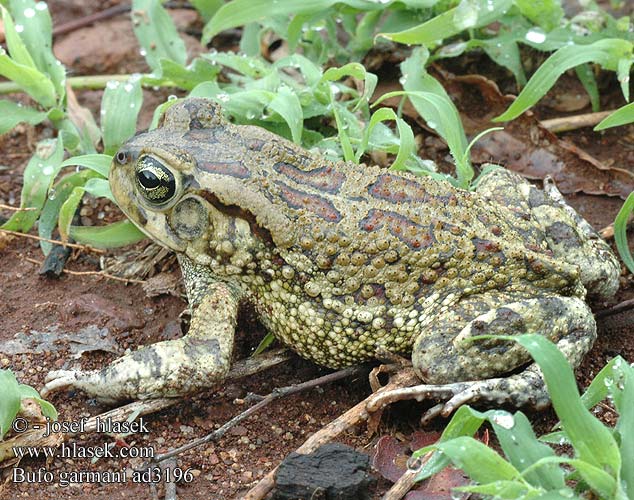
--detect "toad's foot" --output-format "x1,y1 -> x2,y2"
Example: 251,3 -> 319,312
41,282 -> 239,403
366,368 -> 548,424
399,293 -> 596,420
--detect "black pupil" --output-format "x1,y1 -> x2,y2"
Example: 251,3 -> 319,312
116,151 -> 127,163
138,169 -> 160,189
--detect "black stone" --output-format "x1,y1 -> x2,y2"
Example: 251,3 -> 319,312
272,442 -> 376,500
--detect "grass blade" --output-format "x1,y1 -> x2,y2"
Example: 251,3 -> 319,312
613,192 -> 634,273
60,154 -> 113,178
513,335 -> 621,477
38,170 -> 98,255
0,99 -> 46,134
0,370 -> 21,439
1,138 -> 64,232
494,39 -> 634,122
595,102 -> 634,130
131,0 -> 187,71
9,0 -> 65,97
377,0 -> 513,45
100,78 -> 143,156
69,220 -> 146,248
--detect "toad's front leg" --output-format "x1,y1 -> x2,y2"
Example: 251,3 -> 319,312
42,282 -> 239,403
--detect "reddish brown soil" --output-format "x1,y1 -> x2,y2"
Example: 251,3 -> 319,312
1,2 -> 633,499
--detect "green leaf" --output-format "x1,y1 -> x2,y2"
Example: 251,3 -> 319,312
152,57 -> 221,91
268,85 -> 303,143
58,186 -> 85,243
356,107 -> 415,171
495,39 -> 634,122
69,220 -> 146,248
455,480 -> 534,498
575,64 -> 600,113
60,154 -> 113,178
488,410 -> 565,490
580,356 -> 628,409
38,170 -> 97,255
131,0 -> 187,71
614,192 -> 634,273
8,0 -> 65,98
100,78 -> 143,156
190,0 -> 224,22
413,405 -> 487,482
398,47 -> 471,185
252,332 -> 276,356
1,5 -> 35,68
203,0 -> 336,43
616,363 -> 634,496
513,335 -> 621,477
595,102 -> 634,130
0,99 -> 46,134
1,138 -> 64,232
0,49 -> 57,107
514,0 -> 563,31
0,370 -> 21,439
435,436 -> 524,484
377,0 -> 513,46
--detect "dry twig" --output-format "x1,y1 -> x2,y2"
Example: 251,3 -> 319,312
151,365 -> 367,465
540,110 -> 613,133
0,228 -> 105,253
25,256 -> 146,284
595,298 -> 634,320
0,204 -> 36,211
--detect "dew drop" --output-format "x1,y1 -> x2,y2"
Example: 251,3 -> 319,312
15,24 -> 24,33
124,83 -> 134,93
47,188 -> 56,201
406,455 -> 423,470
525,27 -> 547,44
35,2 -> 47,10
491,411 -> 515,429
167,94 -> 178,101
23,7 -> 35,18
217,93 -> 230,103
42,165 -> 54,176
139,48 -> 147,57
106,80 -> 120,90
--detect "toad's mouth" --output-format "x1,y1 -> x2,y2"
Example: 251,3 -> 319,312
109,158 -> 187,253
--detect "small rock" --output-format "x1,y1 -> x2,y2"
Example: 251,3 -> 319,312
272,442 -> 376,500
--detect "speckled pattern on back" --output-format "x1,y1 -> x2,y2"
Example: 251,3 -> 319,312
42,98 -> 620,408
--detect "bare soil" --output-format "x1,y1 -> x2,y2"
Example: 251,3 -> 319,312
1,2 -> 633,499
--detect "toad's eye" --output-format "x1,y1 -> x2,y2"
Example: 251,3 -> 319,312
135,155 -> 176,205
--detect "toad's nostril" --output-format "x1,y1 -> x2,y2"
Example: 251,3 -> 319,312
116,151 -> 128,164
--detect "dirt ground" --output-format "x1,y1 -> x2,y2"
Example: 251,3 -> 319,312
1,2 -> 634,499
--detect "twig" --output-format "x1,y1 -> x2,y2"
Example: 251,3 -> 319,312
600,223 -> 614,241
0,204 -> 36,211
241,368 -> 419,500
0,228 -> 105,253
595,298 -> 634,320
381,449 -> 436,500
151,365 -> 367,464
162,458 -> 178,500
52,4 -> 130,37
541,110 -> 614,133
25,256 -> 146,284
70,349 -> 292,435
0,74 -> 176,95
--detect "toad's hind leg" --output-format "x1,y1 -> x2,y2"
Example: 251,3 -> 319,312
42,282 -> 239,403
475,166 -> 619,300
408,292 -> 596,411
